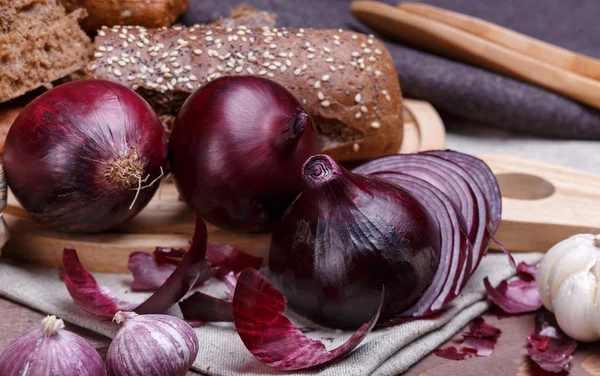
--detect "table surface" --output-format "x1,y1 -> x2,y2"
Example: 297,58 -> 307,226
1,296 -> 599,375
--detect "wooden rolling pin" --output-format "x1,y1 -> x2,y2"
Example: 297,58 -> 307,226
351,1 -> 600,110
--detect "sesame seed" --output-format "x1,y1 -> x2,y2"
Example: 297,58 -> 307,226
281,66 -> 287,72
325,57 -> 334,63
206,30 -> 213,35
127,75 -> 135,81
333,35 -> 340,40
302,98 -> 307,104
329,66 -> 337,72
94,52 -> 104,58
171,62 -> 180,67
186,82 -> 194,90
184,65 -> 192,71
98,30 -> 106,36
98,46 -> 107,52
352,35 -> 358,39
236,65 -> 244,73
368,39 -> 374,45
190,75 -> 197,81
355,93 -> 362,103
351,51 -> 361,57
375,48 -> 382,55
307,47 -> 316,53
114,68 -> 122,77
369,56 -> 377,62
89,64 -> 97,70
314,80 -> 321,88
236,52 -> 245,59
170,50 -> 179,56
106,59 -> 113,65
296,33 -> 303,37
267,72 -> 275,78
249,37 -> 255,43
122,41 -> 128,48
353,143 -> 360,152
375,70 -> 382,77
246,67 -> 254,74
334,40 -> 341,46
118,60 -> 126,67
285,59 -> 292,67
248,55 -> 257,62
107,46 -> 114,52
317,92 -> 325,100
361,105 -> 368,113
119,33 -> 127,39
307,54 -> 315,59
355,112 -> 362,119
206,36 -> 214,41
294,68 -> 302,75
193,49 -> 203,55
189,35 -> 198,40
322,74 -> 330,81
323,46 -> 331,53
269,65 -> 277,70
301,64 -> 308,70
321,100 -> 331,107
258,69 -> 267,75
274,61 -> 282,67
371,121 -> 381,129
216,65 -> 224,72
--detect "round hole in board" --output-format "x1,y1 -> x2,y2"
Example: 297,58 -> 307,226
496,173 -> 555,200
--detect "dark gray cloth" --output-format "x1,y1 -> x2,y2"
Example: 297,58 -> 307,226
182,0 -> 600,140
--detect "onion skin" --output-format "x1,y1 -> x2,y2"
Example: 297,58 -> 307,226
4,80 -> 167,232
106,312 -> 199,376
269,155 -> 440,329
0,316 -> 105,376
169,76 -> 320,232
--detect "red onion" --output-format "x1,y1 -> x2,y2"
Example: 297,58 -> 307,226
269,154 -> 441,328
107,311 -> 199,376
4,80 -> 167,232
0,315 -> 105,375
169,76 -> 320,232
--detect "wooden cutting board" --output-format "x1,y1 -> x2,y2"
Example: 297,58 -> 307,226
0,99 -> 446,273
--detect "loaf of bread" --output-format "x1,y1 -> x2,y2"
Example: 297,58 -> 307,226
209,5 -> 276,30
87,25 -> 403,161
61,0 -> 190,33
0,0 -> 91,103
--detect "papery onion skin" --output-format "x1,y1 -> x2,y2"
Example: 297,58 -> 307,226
169,75 -> 321,232
0,315 -> 105,376
269,155 -> 440,329
106,311 -> 199,376
4,80 -> 167,232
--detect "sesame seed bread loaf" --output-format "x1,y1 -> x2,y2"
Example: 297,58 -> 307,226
87,25 -> 403,161
0,0 -> 92,103
61,0 -> 190,33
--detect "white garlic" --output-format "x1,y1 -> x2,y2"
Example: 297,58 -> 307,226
537,234 -> 600,341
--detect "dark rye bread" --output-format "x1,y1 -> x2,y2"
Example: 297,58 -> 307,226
87,25 -> 403,161
0,0 -> 92,103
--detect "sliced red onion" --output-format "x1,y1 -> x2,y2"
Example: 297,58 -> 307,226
528,311 -> 577,373
484,277 -> 542,314
107,311 -> 199,376
372,172 -> 469,317
468,317 -> 502,339
354,153 -> 490,276
224,271 -> 239,300
179,292 -> 233,322
434,346 -> 468,361
207,244 -> 263,277
423,150 -> 502,233
63,216 -> 209,316
232,268 -> 382,370
0,315 -> 105,375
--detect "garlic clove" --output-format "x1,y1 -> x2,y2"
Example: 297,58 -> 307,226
553,267 -> 600,342
538,234 -> 598,310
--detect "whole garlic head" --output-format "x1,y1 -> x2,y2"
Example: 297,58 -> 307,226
537,234 -> 600,342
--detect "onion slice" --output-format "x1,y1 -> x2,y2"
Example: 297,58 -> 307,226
354,153 -> 489,276
63,216 -> 209,316
423,150 -> 502,233
434,347 -> 468,361
373,172 -> 469,317
232,268 -> 383,370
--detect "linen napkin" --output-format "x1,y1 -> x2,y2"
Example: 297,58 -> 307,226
0,252 -> 541,375
183,0 -> 600,140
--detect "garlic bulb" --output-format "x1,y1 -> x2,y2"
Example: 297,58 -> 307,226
106,311 -> 199,376
0,315 -> 105,375
537,234 -> 600,342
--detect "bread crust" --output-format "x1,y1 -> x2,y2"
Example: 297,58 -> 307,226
61,0 -> 190,32
88,25 -> 403,160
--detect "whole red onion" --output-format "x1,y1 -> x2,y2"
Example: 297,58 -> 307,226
169,76 -> 320,232
4,80 -> 167,232
269,155 -> 441,329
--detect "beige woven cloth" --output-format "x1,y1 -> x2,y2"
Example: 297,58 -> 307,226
0,252 -> 541,375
